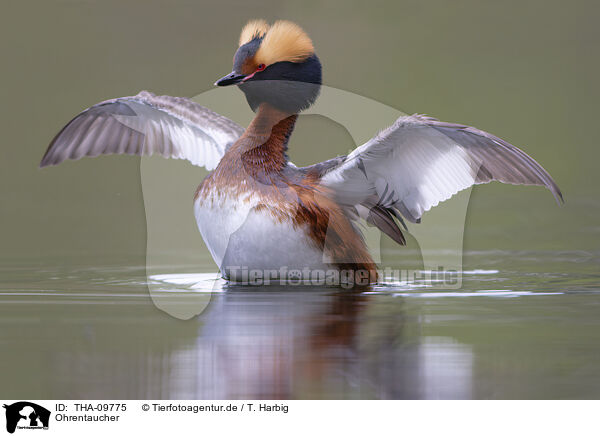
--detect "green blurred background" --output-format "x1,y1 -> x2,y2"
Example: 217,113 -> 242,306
1,0 -> 599,401
1,0 -> 599,264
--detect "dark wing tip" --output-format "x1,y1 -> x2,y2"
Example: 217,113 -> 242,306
39,143 -> 59,168
425,118 -> 565,208
39,106 -> 93,169
39,146 -> 58,168
367,206 -> 407,246
39,156 -> 59,168
553,185 -> 565,205
38,97 -> 140,169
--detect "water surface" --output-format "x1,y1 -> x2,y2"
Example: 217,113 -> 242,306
1,250 -> 598,399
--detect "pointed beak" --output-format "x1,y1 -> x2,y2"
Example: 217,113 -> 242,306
214,71 -> 246,86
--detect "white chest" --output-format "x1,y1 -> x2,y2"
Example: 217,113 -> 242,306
193,192 -> 327,281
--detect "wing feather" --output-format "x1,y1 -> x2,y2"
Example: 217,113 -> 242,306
40,91 -> 244,170
320,114 -> 562,226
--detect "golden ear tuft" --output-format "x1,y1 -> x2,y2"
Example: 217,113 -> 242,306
255,20 -> 314,65
239,19 -> 270,46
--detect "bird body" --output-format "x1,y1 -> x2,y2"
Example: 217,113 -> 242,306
194,104 -> 376,282
194,193 -> 331,281
40,20 -> 562,286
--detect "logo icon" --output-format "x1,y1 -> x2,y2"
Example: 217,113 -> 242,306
3,402 -> 50,434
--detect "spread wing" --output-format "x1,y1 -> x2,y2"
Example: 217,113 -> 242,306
319,114 -> 562,242
40,91 -> 244,170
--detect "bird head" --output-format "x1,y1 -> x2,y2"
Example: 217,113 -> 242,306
215,20 -> 322,114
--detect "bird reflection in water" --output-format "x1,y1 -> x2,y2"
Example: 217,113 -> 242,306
162,286 -> 473,400
2,279 -> 472,399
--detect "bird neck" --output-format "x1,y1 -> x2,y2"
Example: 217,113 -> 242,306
236,103 -> 298,174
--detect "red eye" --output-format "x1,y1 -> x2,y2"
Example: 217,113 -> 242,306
256,64 -> 266,71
